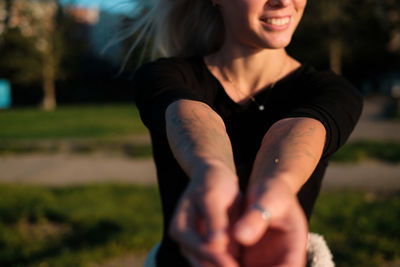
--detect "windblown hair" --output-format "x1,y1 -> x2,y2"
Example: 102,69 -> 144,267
107,0 -> 224,68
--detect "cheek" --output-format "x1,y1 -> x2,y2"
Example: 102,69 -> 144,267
222,0 -> 261,24
295,0 -> 307,12
223,3 -> 254,32
292,0 -> 307,27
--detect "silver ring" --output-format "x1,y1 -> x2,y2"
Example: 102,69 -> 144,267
250,203 -> 271,221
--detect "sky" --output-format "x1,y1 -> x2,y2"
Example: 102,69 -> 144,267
59,0 -> 137,14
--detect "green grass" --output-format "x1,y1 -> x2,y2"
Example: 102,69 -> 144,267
331,140 -> 400,163
0,185 -> 399,266
1,105 -> 400,162
0,105 -> 147,140
0,184 -> 162,267
310,191 -> 400,267
0,105 -> 152,157
0,140 -> 153,158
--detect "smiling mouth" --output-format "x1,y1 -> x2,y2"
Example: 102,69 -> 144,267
260,17 -> 290,26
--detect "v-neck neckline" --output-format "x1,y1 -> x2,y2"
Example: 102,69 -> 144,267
199,57 -> 307,109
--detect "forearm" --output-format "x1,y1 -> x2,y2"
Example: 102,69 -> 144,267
165,99 -> 236,181
166,100 -> 241,266
249,117 -> 326,194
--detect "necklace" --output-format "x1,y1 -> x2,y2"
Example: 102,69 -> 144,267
221,69 -> 276,111
247,84 -> 276,111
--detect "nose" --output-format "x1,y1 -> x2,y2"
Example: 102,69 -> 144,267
268,0 -> 291,7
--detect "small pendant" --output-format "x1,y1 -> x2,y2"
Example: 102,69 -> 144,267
258,105 -> 265,111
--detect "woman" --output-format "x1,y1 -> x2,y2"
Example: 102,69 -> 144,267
132,0 -> 363,266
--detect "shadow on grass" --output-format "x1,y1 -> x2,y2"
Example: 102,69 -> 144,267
1,186 -> 399,266
0,141 -> 153,158
2,139 -> 400,164
0,184 -> 162,266
310,191 -> 400,266
2,220 -> 123,266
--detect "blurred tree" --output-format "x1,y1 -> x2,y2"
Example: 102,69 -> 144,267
0,0 -> 63,110
377,0 -> 400,53
290,0 -> 399,79
297,0 -> 355,74
0,1 -> 10,39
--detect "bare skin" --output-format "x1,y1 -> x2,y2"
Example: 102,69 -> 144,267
235,118 -> 325,266
166,99 -> 325,266
166,100 -> 240,267
206,0 -> 307,103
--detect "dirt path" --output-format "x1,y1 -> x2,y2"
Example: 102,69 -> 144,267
349,96 -> 400,141
323,161 -> 400,191
1,154 -> 399,191
0,153 -> 157,186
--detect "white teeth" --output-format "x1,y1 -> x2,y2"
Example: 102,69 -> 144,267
264,17 -> 290,26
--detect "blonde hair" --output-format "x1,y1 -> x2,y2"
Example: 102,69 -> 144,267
107,0 -> 224,69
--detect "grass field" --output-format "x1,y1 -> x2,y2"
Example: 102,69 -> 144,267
1,105 -> 399,266
0,105 -> 151,157
311,191 -> 400,267
0,105 -> 147,140
0,184 -> 162,267
0,184 -> 399,267
331,140 -> 400,163
1,105 -> 400,163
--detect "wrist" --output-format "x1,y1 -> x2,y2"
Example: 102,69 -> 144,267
189,159 -> 238,187
246,175 -> 297,211
250,170 -> 302,196
266,173 -> 299,195
186,159 -> 240,211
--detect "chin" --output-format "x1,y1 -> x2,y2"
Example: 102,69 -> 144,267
250,30 -> 295,50
261,25 -> 298,49
263,37 -> 293,49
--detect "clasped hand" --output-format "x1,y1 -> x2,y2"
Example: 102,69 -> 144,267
169,169 -> 308,267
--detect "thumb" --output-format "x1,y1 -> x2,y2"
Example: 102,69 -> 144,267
202,199 -> 230,250
233,203 -> 271,246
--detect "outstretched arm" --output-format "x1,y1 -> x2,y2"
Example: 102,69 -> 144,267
166,99 -> 235,179
234,117 -> 326,266
250,117 -> 325,194
166,99 -> 240,267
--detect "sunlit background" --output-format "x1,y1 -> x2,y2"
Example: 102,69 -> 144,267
0,0 -> 399,266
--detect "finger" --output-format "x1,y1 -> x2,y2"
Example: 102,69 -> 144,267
279,205 -> 308,266
233,202 -> 271,246
169,199 -> 205,254
170,200 -> 230,265
182,247 -> 239,267
234,180 -> 294,246
202,200 -> 229,248
227,192 -> 244,222
227,194 -> 243,259
200,189 -> 240,246
177,229 -> 240,267
200,198 -> 241,266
